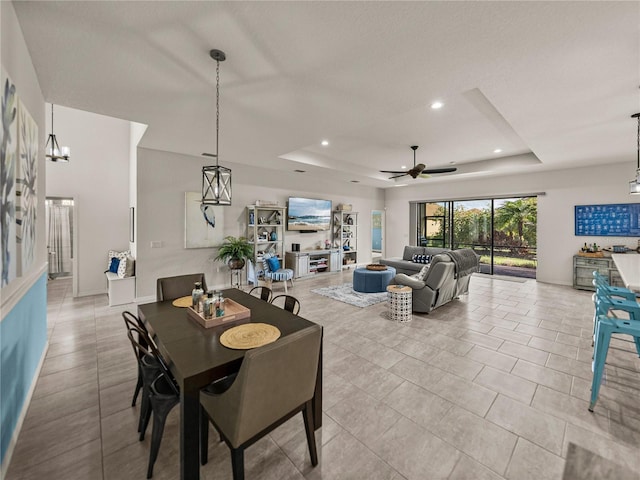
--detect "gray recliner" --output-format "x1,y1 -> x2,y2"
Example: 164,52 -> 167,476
390,249 -> 478,313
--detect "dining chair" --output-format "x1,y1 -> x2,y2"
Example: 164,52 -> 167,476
199,324 -> 322,480
270,294 -> 301,315
126,325 -> 180,479
122,311 -> 152,408
592,271 -> 636,300
248,286 -> 273,302
156,273 -> 207,301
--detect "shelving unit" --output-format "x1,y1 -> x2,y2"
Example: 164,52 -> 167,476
246,205 -> 286,274
333,210 -> 358,268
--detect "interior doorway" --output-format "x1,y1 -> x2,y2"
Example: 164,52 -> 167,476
45,197 -> 74,279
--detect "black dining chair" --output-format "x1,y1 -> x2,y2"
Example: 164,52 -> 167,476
156,273 -> 207,301
200,324 -> 322,480
122,311 -> 150,408
270,294 -> 301,315
248,286 -> 273,302
126,325 -> 180,479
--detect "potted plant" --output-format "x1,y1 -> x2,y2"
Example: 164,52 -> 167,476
214,236 -> 253,270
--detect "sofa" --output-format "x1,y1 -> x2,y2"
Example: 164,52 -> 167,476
387,248 -> 479,313
379,246 -> 450,275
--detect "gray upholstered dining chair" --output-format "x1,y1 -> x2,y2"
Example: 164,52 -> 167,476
156,273 -> 207,301
199,324 -> 322,480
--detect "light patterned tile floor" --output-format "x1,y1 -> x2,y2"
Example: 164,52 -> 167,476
6,273 -> 640,479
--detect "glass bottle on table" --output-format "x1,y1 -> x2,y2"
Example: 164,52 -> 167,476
216,292 -> 225,317
192,282 -> 204,312
203,291 -> 215,319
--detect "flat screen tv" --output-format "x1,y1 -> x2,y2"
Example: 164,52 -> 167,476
287,197 -> 332,232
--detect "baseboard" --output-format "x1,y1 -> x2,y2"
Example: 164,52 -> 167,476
0,340 -> 49,480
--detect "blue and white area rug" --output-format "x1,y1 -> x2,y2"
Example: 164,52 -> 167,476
311,283 -> 388,308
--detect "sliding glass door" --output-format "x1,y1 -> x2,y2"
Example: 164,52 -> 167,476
415,196 -> 537,278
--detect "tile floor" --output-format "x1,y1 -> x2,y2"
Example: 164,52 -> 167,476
5,272 -> 640,480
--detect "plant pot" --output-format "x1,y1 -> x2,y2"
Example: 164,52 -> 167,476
228,258 -> 246,270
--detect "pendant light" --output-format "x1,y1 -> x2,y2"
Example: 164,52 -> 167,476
45,104 -> 70,162
630,113 -> 640,194
202,49 -> 231,206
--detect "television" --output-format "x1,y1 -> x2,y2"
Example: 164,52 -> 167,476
287,197 -> 332,232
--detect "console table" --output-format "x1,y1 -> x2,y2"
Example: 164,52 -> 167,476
573,254 -> 624,291
286,249 -> 341,278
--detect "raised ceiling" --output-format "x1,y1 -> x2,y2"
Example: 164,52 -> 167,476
13,1 -> 640,188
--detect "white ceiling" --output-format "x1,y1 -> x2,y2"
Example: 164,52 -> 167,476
13,1 -> 640,188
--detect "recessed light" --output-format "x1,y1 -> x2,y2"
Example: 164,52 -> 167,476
494,148 -> 502,154
321,140 -> 329,146
294,169 -> 306,173
430,101 -> 444,109
393,184 -> 408,187
449,161 -> 456,165
401,165 -> 407,169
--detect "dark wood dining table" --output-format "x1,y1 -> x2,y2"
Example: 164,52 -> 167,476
138,288 -> 323,480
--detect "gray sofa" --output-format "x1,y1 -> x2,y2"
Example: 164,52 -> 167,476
387,247 -> 479,313
380,246 -> 450,275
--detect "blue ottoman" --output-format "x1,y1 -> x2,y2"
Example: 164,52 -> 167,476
353,266 -> 397,293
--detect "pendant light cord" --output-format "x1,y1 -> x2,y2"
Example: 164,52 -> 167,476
636,113 -> 639,170
216,59 -> 220,168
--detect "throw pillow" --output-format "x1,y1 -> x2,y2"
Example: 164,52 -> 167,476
124,254 -> 135,277
108,250 -> 131,278
412,254 -> 432,264
415,264 -> 430,281
108,257 -> 120,273
267,256 -> 281,272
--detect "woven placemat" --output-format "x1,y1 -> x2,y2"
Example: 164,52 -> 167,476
220,323 -> 281,350
172,296 -> 192,308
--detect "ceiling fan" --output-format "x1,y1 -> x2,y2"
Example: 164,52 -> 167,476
381,146 -> 457,179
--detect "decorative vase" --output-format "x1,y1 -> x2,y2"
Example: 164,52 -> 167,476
228,258 -> 245,270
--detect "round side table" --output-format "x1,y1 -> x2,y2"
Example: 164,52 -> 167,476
386,285 -> 412,323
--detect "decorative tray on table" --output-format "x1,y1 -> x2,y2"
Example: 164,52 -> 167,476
186,299 -> 251,329
576,251 -> 605,258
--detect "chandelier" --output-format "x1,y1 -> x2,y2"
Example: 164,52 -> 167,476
45,104 -> 70,162
202,49 -> 231,206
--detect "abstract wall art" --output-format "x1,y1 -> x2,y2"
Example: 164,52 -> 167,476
16,100 -> 38,275
1,70 -> 18,287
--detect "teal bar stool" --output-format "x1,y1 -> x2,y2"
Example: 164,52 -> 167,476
590,312 -> 640,412
591,285 -> 640,345
592,271 -> 636,301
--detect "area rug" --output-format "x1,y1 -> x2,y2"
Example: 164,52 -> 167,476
311,283 -> 388,308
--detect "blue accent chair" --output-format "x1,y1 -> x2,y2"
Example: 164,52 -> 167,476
262,253 -> 294,293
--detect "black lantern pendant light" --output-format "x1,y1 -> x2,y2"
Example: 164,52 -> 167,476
630,113 -> 640,194
45,104 -> 70,162
202,49 -> 231,206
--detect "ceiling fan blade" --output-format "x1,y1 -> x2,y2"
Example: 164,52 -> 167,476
418,173 -> 431,179
388,173 -> 409,179
380,170 -> 404,174
421,167 -> 457,174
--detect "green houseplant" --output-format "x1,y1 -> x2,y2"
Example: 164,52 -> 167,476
214,236 -> 254,270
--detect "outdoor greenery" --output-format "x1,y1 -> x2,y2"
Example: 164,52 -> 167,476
422,198 -> 538,270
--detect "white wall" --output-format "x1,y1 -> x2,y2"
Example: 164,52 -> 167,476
136,147 -> 385,300
46,106 -> 131,296
385,162 -> 639,286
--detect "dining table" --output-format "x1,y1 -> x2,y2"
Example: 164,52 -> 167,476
138,288 -> 323,480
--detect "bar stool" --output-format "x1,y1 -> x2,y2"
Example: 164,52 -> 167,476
589,310 -> 640,412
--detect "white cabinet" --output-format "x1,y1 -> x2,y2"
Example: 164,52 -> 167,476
286,249 -> 341,278
333,211 -> 358,268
